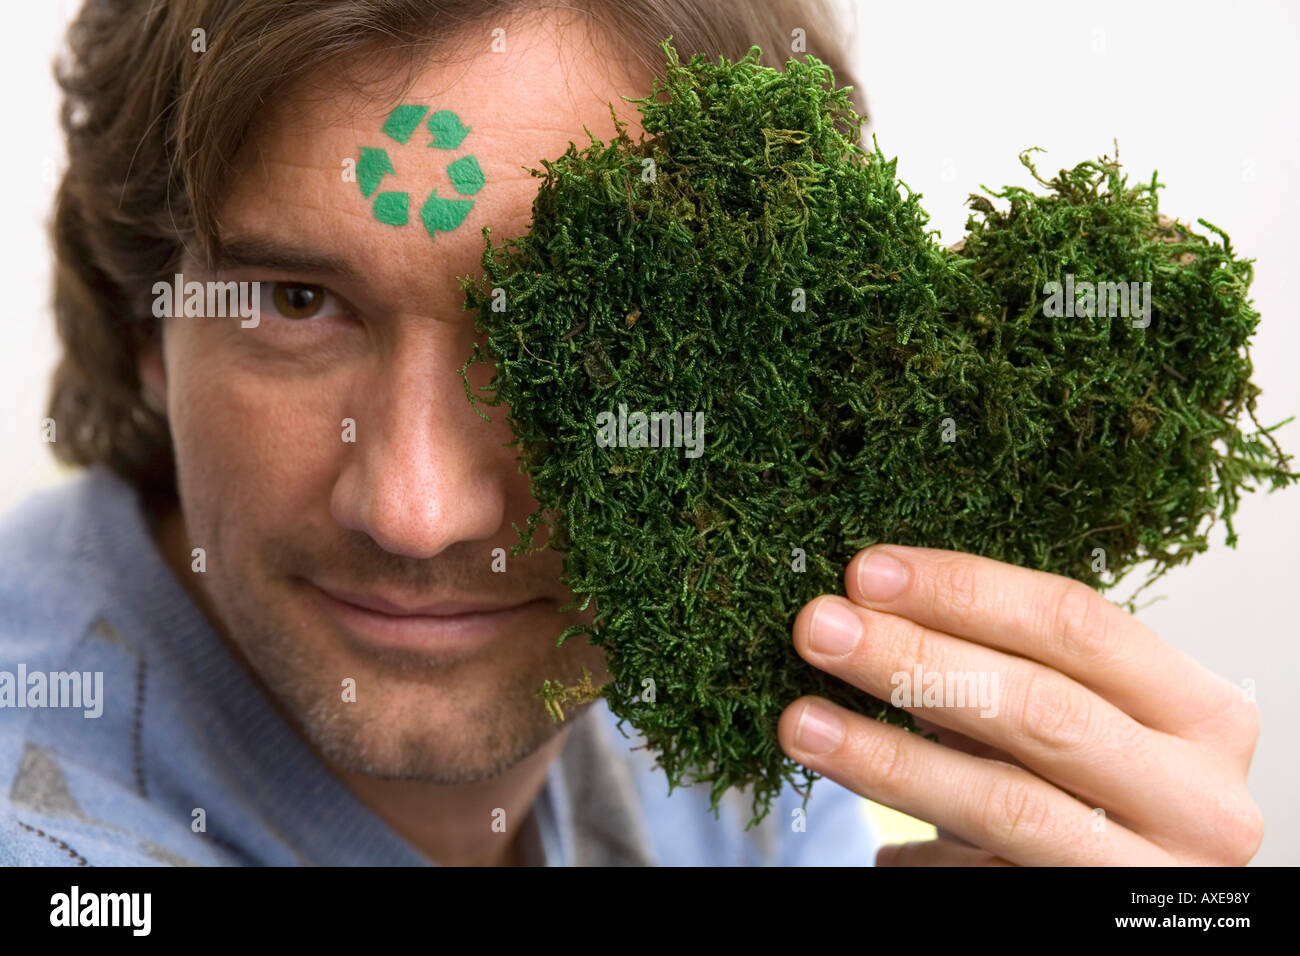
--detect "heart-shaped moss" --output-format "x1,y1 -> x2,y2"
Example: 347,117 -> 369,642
459,40 -> 1294,828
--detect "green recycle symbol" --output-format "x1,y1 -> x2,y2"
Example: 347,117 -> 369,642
356,105 -> 485,239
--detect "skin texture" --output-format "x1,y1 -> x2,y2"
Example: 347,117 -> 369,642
140,11 -> 648,867
136,9 -> 1264,867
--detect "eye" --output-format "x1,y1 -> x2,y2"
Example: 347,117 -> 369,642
267,281 -> 333,320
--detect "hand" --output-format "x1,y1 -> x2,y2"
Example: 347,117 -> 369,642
777,545 -> 1264,865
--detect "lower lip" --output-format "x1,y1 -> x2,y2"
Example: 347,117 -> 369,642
308,584 -> 550,655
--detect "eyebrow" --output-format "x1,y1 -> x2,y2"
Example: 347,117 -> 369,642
212,235 -> 366,284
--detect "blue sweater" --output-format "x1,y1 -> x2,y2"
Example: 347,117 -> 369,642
0,467 -> 877,865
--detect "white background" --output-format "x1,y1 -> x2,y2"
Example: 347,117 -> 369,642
1,0 -> 1296,863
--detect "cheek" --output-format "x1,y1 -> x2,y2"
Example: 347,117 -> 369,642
163,325 -> 351,535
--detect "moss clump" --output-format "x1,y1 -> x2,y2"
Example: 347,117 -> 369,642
459,39 -> 1294,829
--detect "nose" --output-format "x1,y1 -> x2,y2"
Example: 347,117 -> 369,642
329,325 -> 510,559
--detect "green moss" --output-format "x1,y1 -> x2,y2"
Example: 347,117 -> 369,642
458,39 -> 1295,829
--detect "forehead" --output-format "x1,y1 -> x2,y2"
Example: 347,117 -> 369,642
212,14 -> 647,313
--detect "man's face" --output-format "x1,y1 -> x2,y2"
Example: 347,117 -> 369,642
154,16 -> 644,783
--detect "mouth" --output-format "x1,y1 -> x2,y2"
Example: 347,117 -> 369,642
306,580 -> 554,656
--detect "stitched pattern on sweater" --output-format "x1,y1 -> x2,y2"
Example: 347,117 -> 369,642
16,819 -> 90,866
131,657 -> 148,799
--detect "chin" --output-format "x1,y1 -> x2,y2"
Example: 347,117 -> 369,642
231,588 -> 583,782
290,667 -> 565,784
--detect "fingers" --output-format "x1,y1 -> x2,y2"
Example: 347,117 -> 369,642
779,695 -> 1174,866
877,839 -> 1014,866
842,544 -> 1247,739
793,593 -> 1227,840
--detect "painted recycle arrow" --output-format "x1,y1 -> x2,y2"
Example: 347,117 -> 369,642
357,106 -> 485,239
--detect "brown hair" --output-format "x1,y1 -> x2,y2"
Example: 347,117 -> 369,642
47,0 -> 866,510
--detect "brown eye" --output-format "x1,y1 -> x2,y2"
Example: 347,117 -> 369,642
270,282 -> 326,319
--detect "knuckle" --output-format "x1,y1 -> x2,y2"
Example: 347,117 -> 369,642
937,558 -> 982,613
1235,803 -> 1266,864
1223,687 -> 1262,747
856,727 -> 913,798
979,771 -> 1054,847
1193,677 -> 1261,756
1236,702 -> 1262,749
1018,670 -> 1096,753
1218,702 -> 1262,763
1212,791 -> 1265,865
1048,580 -> 1115,663
888,616 -> 943,682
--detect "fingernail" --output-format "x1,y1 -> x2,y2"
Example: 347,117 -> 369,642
809,599 -> 862,656
858,550 -> 907,602
795,702 -> 844,754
